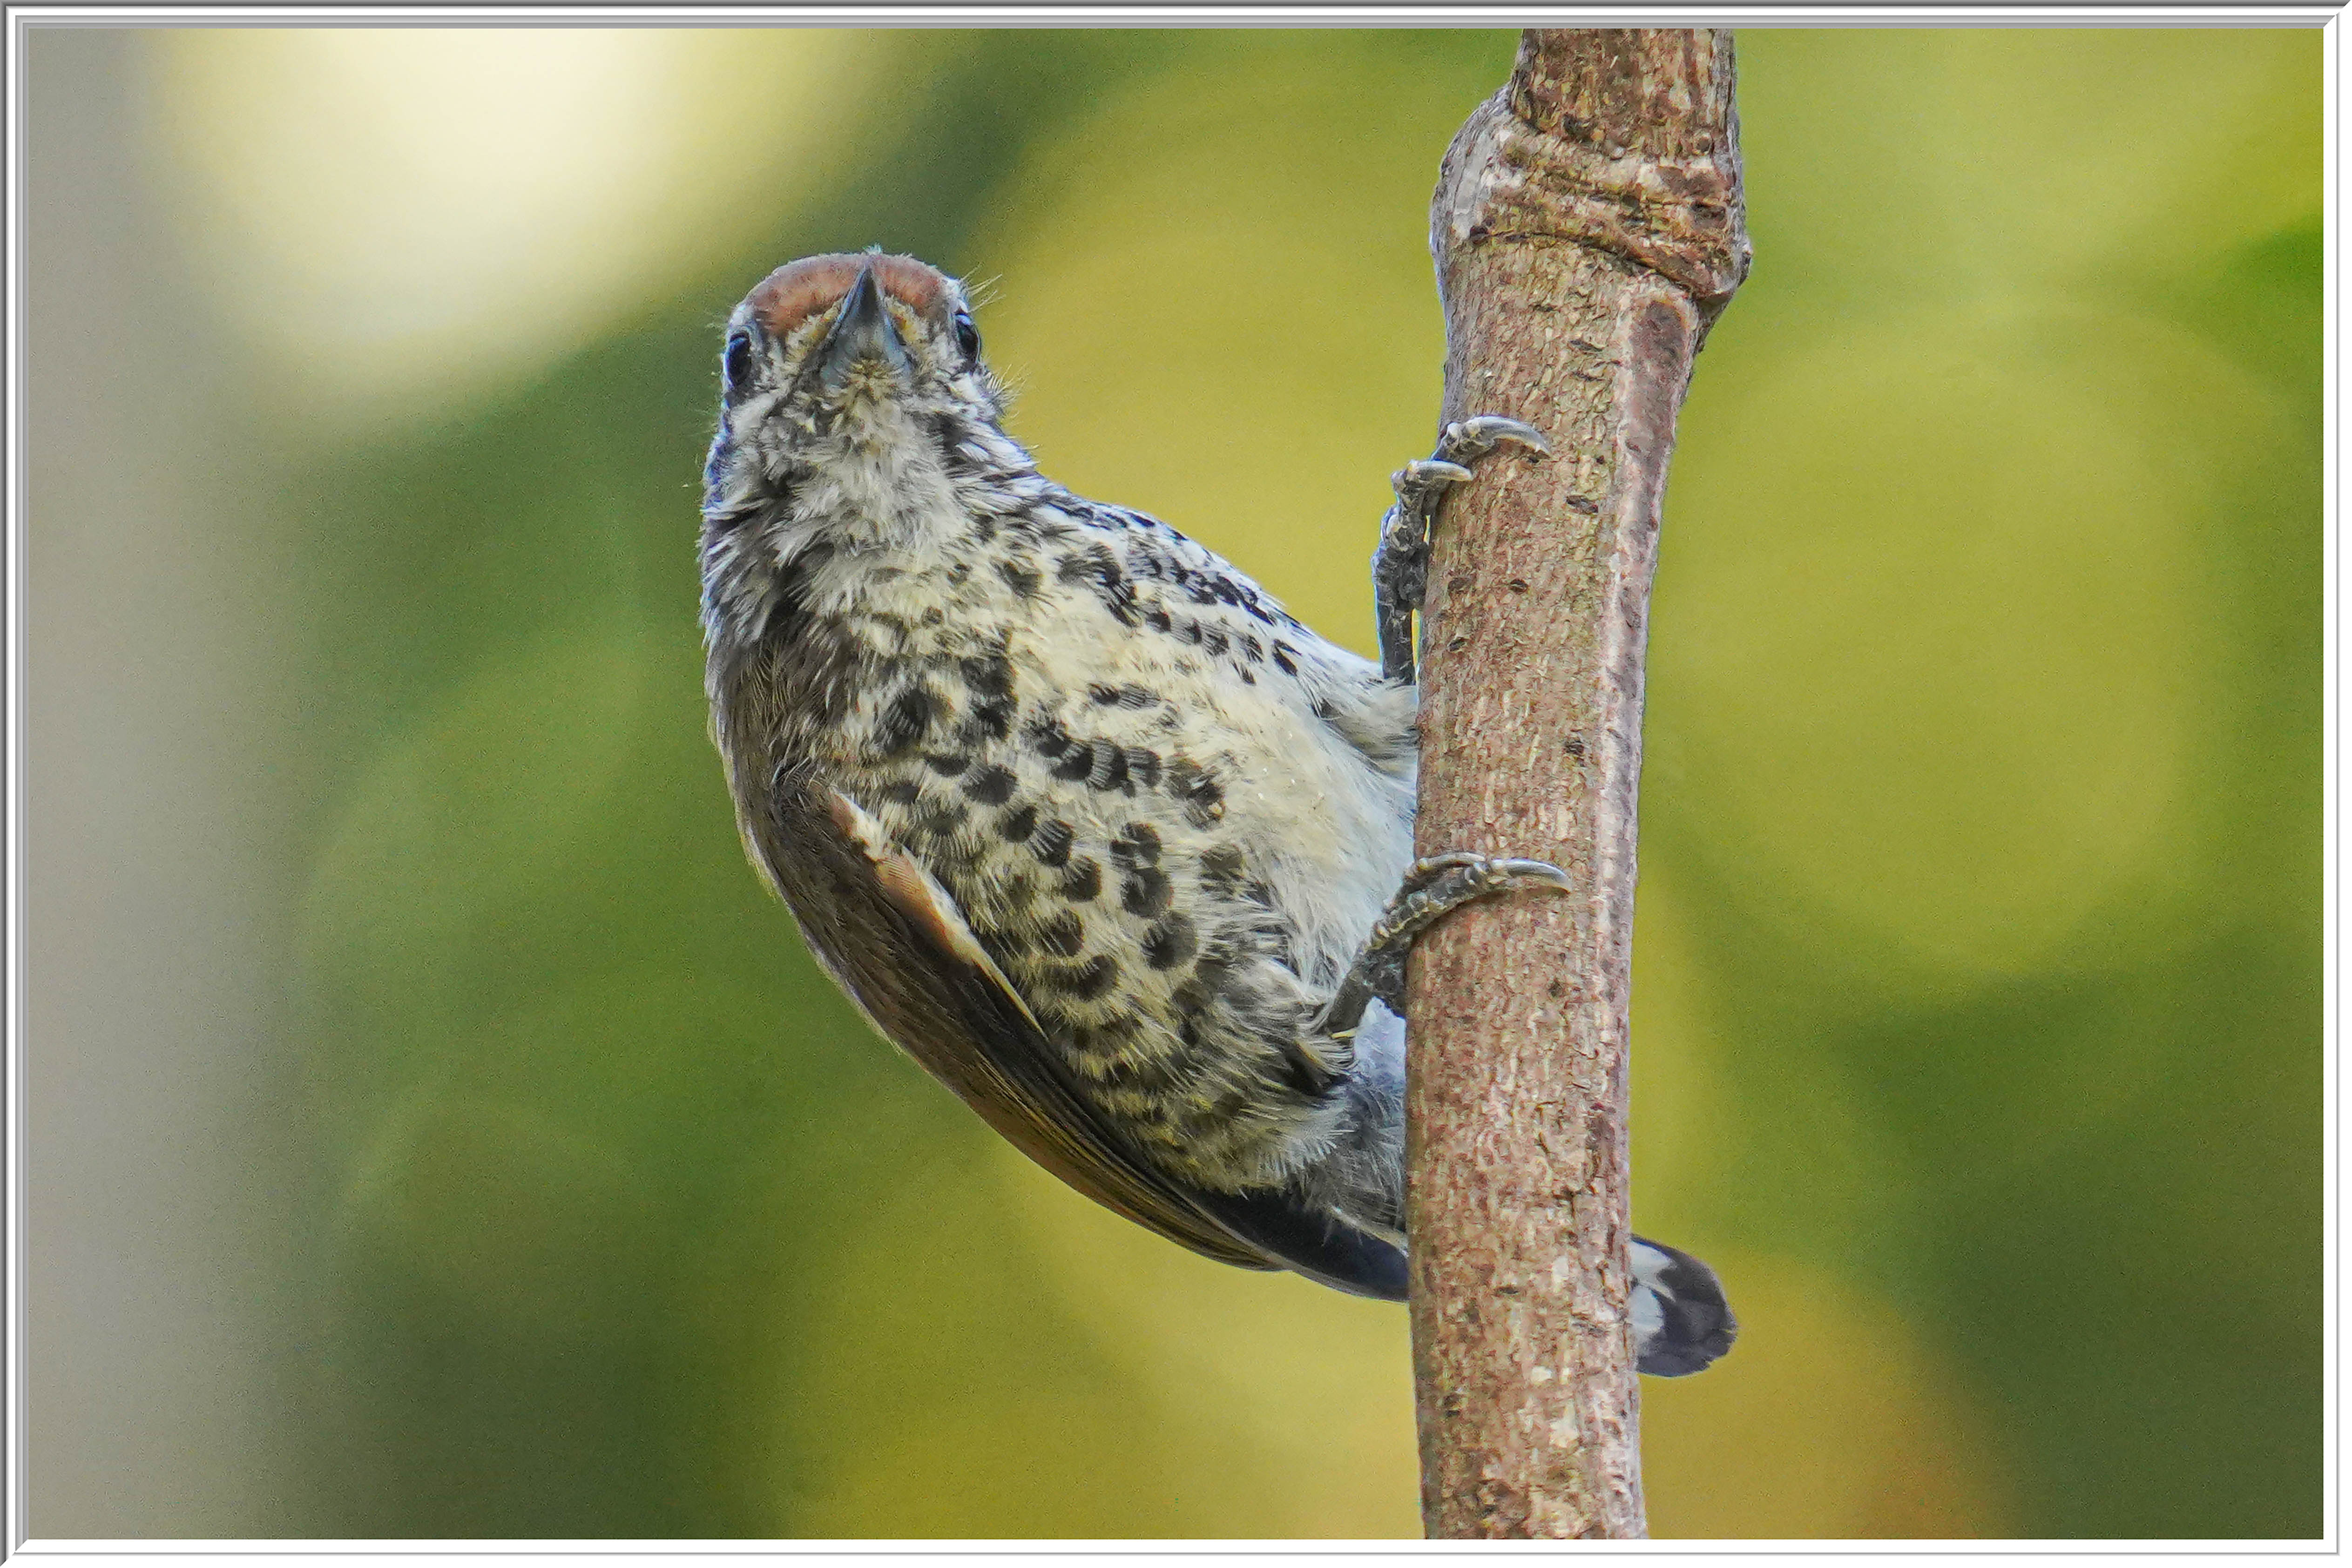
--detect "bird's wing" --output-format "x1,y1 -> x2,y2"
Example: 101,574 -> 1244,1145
752,783 -> 1277,1273
1191,1186 -> 1409,1301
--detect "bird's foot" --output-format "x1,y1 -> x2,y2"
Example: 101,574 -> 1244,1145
1372,416 -> 1549,685
1318,852 -> 1574,1037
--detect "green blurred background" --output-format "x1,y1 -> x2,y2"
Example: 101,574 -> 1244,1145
23,25 -> 2319,1540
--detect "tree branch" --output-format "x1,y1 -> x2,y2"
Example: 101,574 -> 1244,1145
1405,28 -> 1750,1541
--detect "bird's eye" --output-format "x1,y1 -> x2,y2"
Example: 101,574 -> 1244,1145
723,331 -> 757,398
952,310 -> 980,364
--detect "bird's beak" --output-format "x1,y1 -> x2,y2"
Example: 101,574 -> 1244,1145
816,265 -> 910,389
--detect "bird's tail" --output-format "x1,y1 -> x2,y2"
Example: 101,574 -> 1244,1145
1630,1236 -> 1737,1376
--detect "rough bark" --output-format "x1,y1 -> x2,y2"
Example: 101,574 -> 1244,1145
1405,29 -> 1750,1541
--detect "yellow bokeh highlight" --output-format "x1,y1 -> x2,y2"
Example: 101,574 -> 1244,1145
1660,300 -> 2289,980
143,29 -> 881,419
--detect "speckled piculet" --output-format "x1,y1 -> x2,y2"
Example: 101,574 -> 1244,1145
699,250 -> 1734,1376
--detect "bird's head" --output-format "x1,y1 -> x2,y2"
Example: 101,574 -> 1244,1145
703,251 -> 1003,514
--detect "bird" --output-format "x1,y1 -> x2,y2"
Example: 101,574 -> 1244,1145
698,250 -> 1734,1377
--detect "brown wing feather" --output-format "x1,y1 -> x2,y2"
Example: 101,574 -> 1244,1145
751,783 -> 1275,1273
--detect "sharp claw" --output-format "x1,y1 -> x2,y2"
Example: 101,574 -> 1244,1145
1453,415 -> 1550,457
1409,852 -> 1570,890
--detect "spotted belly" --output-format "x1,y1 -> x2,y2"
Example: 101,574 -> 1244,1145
834,680 -> 1354,1189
